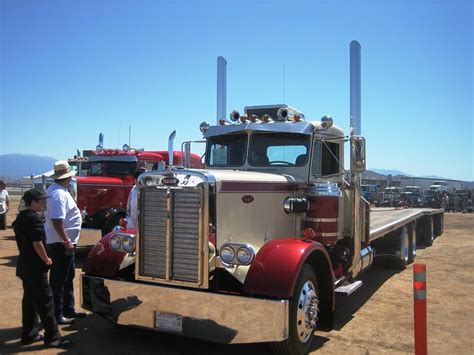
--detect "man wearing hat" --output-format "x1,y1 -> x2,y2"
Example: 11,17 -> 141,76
44,160 -> 85,325
13,189 -> 71,347
0,180 -> 10,230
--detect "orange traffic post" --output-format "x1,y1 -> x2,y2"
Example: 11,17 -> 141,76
413,263 -> 427,355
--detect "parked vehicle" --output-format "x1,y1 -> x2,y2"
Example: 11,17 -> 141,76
80,42 -> 444,354
77,143 -> 203,235
382,186 -> 401,207
401,186 -> 422,207
361,184 -> 378,204
424,189 -> 442,208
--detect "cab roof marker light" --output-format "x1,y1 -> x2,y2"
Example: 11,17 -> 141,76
261,114 -> 273,123
229,110 -> 240,122
249,114 -> 261,123
239,115 -> 249,124
200,121 -> 210,134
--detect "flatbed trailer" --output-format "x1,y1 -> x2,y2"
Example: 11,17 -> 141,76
370,207 -> 443,241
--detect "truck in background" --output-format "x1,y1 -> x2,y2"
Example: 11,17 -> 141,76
400,186 -> 422,207
361,184 -> 378,204
80,42 -> 444,354
76,141 -> 203,235
400,176 -> 461,194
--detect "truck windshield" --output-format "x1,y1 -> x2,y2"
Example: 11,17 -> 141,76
249,132 -> 309,167
206,133 -> 247,167
88,161 -> 136,176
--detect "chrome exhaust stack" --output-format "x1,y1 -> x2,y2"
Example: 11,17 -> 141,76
350,40 -> 361,135
168,130 -> 176,171
216,56 -> 227,125
96,132 -> 104,150
348,40 -> 366,279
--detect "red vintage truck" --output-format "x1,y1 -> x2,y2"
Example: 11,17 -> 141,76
80,42 -> 443,354
76,143 -> 202,235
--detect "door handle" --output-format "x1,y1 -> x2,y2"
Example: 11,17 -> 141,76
97,189 -> 108,194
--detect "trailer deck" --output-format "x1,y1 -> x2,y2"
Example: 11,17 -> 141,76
369,207 -> 443,241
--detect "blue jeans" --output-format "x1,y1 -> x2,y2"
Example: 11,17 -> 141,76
47,243 -> 76,319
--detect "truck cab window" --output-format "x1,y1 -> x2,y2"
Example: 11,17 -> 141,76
106,162 -> 136,175
312,141 -> 340,176
206,133 -> 247,167
249,132 -> 309,167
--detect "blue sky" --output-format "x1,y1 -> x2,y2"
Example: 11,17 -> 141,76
1,0 -> 472,181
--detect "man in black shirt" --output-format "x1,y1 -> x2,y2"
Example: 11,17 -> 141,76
13,189 -> 71,348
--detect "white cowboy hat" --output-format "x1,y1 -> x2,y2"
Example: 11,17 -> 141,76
51,160 -> 76,180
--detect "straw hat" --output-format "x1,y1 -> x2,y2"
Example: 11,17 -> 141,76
51,160 -> 75,180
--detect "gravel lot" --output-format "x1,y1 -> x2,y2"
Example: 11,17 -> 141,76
1,196 -> 473,354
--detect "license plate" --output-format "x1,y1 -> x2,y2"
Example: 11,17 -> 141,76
154,312 -> 183,333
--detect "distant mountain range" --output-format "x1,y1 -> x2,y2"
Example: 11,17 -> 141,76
370,168 -> 412,176
0,154 -> 469,184
370,168 -> 447,180
0,154 -> 56,179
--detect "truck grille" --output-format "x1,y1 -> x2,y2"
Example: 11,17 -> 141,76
138,187 -> 202,284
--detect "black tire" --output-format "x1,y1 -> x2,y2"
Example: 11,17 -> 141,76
271,265 -> 318,355
422,217 -> 434,247
408,222 -> 416,264
101,214 -> 123,237
433,213 -> 444,237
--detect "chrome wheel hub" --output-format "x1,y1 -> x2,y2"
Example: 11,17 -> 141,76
296,280 -> 319,343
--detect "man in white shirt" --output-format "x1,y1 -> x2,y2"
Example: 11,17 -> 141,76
45,160 -> 85,324
0,180 -> 10,230
125,167 -> 147,230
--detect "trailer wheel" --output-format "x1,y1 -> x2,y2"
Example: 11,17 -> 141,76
408,222 -> 416,264
395,226 -> 409,269
433,213 -> 444,237
422,217 -> 434,247
271,265 -> 319,355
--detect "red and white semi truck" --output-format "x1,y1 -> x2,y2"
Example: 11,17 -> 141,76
80,42 -> 443,354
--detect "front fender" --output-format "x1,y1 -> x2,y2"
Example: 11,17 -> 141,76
82,228 -> 135,277
243,238 -> 334,299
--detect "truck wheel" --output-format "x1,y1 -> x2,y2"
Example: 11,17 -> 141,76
271,265 -> 319,355
433,213 -> 444,237
396,226 -> 409,269
422,217 -> 434,247
408,222 -> 416,264
101,215 -> 123,237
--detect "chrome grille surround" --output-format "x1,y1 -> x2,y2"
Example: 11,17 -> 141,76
136,184 -> 209,288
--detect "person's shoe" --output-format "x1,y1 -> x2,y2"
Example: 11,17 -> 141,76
64,311 -> 87,318
45,338 -> 72,348
21,333 -> 44,345
56,316 -> 74,325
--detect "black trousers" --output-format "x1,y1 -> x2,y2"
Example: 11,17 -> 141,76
0,212 -> 6,230
47,243 -> 75,319
21,273 -> 60,344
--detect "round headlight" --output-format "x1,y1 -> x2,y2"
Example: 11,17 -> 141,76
122,236 -> 135,253
236,246 -> 253,264
220,245 -> 235,264
110,235 -> 122,251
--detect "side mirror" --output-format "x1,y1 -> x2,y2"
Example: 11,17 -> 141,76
351,136 -> 366,173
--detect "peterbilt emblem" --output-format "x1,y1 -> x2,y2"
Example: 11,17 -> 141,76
242,195 -> 254,204
161,177 -> 179,186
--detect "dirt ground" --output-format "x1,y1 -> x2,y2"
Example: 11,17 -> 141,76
1,195 -> 473,354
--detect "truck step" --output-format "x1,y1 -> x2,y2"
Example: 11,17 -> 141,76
335,280 -> 363,295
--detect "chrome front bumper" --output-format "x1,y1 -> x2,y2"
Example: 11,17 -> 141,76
80,274 -> 289,344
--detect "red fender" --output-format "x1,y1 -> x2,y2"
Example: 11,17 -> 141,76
82,228 -> 135,277
243,238 -> 334,299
